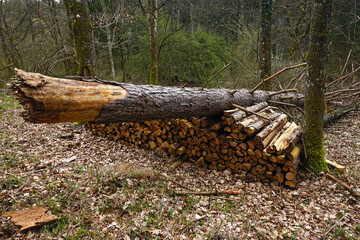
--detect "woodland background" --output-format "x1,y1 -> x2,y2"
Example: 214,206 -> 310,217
0,0 -> 359,89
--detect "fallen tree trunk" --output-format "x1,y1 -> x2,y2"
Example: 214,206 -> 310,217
323,103 -> 359,126
11,68 -> 304,123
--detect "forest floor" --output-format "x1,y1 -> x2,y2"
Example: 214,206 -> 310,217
0,93 -> 359,240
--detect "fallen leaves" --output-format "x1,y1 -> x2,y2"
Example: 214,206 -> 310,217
0,96 -> 359,239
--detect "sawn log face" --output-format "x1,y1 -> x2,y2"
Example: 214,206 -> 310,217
11,69 -> 304,123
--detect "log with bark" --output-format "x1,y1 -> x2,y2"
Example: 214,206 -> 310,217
11,69 -> 304,123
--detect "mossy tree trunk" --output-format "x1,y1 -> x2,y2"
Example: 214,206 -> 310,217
64,0 -> 78,75
145,0 -> 159,85
69,0 -> 96,77
259,0 -> 273,91
304,0 -> 333,173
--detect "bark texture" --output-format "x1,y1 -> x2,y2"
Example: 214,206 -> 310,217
259,0 -> 273,90
64,0 -> 78,74
304,0 -> 333,173
11,69 -> 304,123
146,0 -> 159,85
70,0 -> 96,77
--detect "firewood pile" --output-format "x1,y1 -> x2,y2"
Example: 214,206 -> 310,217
87,102 -> 302,188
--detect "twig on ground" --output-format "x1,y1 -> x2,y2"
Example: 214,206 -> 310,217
174,190 -> 243,196
322,214 -> 347,238
158,172 -> 195,191
250,62 -> 307,93
180,216 -> 207,231
326,173 -> 360,198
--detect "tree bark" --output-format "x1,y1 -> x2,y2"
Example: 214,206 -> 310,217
304,0 -> 333,173
145,0 -> 159,85
64,0 -> 78,74
69,0 -> 96,77
11,69 -> 304,123
100,0 -> 116,80
259,0 -> 273,91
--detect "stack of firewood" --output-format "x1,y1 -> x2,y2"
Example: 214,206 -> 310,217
88,102 -> 302,188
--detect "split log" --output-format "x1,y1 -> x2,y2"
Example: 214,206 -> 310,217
11,69 -> 304,123
254,114 -> 287,145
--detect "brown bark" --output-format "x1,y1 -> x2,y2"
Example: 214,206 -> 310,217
304,0 -> 332,173
259,0 -> 273,90
11,69 -> 304,123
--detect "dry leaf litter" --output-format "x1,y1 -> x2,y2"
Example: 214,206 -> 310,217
0,95 -> 359,239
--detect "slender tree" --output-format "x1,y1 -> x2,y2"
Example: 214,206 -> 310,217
304,0 -> 333,173
145,0 -> 158,85
259,0 -> 273,90
64,0 -> 78,74
99,0 -> 116,80
68,0 -> 96,77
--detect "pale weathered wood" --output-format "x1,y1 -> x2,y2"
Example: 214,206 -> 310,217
271,122 -> 300,153
254,114 -> 287,145
325,159 -> 346,173
286,145 -> 302,162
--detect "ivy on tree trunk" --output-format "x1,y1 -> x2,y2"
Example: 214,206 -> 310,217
304,0 -> 333,173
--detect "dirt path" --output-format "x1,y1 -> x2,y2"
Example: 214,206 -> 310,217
1,95 -> 359,239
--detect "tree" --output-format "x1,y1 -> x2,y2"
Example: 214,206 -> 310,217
64,0 -> 78,74
67,0 -> 96,77
259,0 -> 273,90
304,0 -> 333,173
145,0 -> 159,85
99,0 -> 116,80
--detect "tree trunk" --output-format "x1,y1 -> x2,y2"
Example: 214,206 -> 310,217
64,0 -> 78,75
100,0 -> 116,80
146,0 -> 159,85
259,0 -> 273,91
11,69 -> 304,123
69,0 -> 96,77
304,0 -> 333,173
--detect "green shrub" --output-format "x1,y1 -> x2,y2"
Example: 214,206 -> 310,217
127,24 -> 229,86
